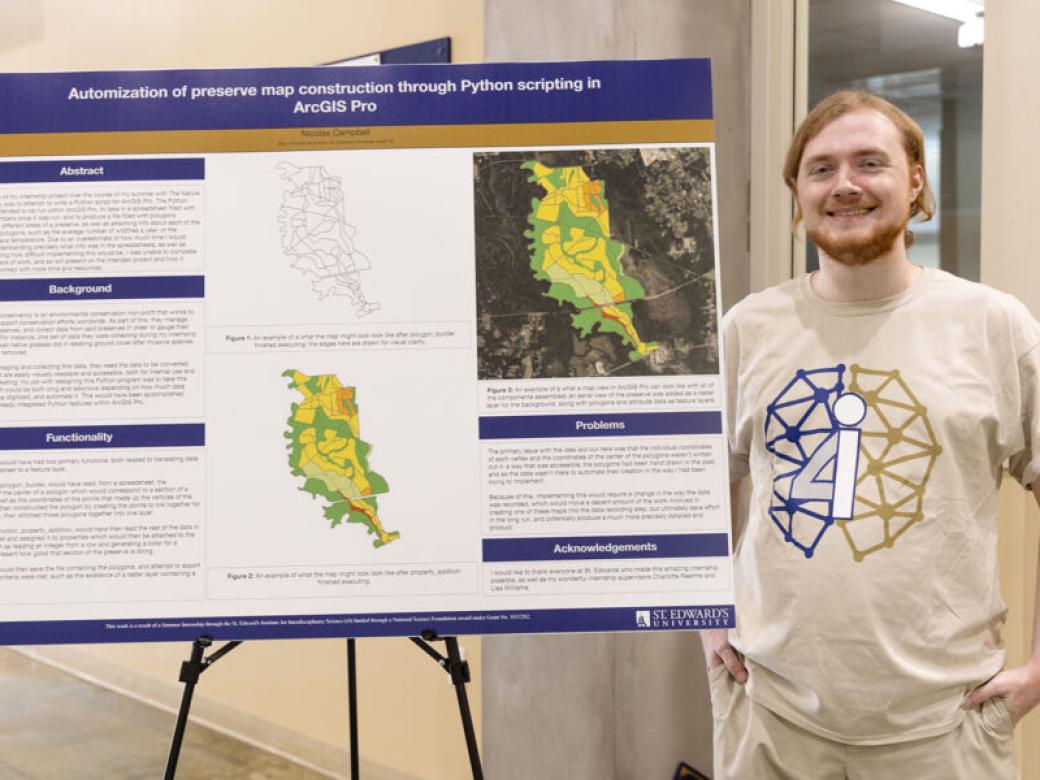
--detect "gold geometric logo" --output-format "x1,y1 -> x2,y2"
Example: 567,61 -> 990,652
839,365 -> 942,562
765,364 -> 941,561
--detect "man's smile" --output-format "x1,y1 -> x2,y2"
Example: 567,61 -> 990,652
825,206 -> 875,218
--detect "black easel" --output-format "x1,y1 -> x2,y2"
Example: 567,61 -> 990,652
348,637 -> 360,779
410,631 -> 483,780
163,635 -> 242,780
164,632 -> 483,780
347,630 -> 483,780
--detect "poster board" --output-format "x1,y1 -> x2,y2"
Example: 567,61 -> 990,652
0,59 -> 734,644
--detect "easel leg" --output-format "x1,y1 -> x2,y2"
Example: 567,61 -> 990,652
444,637 -> 483,780
410,633 -> 484,780
348,637 -> 360,780
163,636 -> 211,780
162,635 -> 242,780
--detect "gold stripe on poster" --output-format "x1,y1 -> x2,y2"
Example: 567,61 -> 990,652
0,120 -> 714,157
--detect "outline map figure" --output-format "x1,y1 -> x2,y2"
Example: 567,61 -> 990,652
276,162 -> 381,317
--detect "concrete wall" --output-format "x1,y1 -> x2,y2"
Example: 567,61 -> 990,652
981,4 -> 1040,777
482,2 -> 752,777
484,0 -> 752,312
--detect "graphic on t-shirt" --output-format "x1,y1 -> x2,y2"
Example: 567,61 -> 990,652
765,364 -> 941,560
276,162 -> 380,317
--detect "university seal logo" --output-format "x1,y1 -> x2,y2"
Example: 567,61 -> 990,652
765,364 -> 941,561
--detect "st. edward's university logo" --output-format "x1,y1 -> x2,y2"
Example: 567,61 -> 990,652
765,364 -> 942,561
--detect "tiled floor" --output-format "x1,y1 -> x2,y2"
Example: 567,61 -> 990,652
0,648 -> 331,779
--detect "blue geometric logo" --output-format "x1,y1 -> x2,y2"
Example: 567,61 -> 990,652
765,365 -> 865,558
765,364 -> 941,561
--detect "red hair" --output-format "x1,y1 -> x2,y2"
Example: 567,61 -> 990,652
784,90 -> 935,246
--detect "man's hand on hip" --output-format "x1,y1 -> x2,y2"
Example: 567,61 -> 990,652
962,482 -> 1040,724
961,662 -> 1040,725
701,628 -> 748,684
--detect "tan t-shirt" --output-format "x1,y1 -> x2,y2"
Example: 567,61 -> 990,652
723,267 -> 1040,745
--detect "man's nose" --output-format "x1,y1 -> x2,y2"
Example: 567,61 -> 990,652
832,165 -> 862,197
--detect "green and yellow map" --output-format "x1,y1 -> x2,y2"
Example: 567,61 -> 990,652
524,161 -> 658,362
283,370 -> 398,548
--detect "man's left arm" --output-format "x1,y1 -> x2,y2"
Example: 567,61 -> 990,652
962,480 -> 1040,723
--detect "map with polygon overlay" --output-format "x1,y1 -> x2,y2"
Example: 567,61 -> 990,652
474,148 -> 718,379
765,364 -> 941,561
283,370 -> 398,548
276,162 -> 380,317
524,161 -> 657,363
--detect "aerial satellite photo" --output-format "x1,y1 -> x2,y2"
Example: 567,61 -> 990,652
474,148 -> 719,380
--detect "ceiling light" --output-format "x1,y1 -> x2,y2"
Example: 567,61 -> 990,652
891,0 -> 983,24
957,14 -> 984,47
892,1 -> 983,48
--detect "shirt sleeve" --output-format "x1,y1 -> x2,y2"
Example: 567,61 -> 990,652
1009,340 -> 1040,488
722,307 -> 750,481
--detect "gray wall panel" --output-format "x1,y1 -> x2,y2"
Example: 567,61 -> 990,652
482,2 -> 752,777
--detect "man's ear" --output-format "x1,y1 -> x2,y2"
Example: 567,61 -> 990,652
910,164 -> 924,201
786,176 -> 805,231
790,198 -> 804,232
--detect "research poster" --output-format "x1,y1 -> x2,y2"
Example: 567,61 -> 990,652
0,59 -> 734,644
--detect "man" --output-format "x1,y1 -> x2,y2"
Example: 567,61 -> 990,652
703,90 -> 1040,778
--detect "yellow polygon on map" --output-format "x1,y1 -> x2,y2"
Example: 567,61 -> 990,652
283,369 -> 398,548
524,160 -> 658,362
839,366 -> 942,562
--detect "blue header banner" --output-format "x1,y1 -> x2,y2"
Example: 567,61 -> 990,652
0,275 -> 204,301
0,158 -> 204,183
482,533 -> 729,562
0,59 -> 712,133
478,411 -> 722,440
0,424 -> 205,451
0,604 -> 735,645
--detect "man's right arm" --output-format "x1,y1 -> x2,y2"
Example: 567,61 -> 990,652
699,479 -> 748,683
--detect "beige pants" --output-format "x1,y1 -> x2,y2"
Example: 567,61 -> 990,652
708,664 -> 1018,780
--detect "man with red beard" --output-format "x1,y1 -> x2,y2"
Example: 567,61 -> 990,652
703,90 -> 1040,778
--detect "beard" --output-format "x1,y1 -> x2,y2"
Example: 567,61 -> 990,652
807,210 -> 909,266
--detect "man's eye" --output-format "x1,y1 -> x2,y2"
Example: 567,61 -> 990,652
861,159 -> 881,169
809,165 -> 831,176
